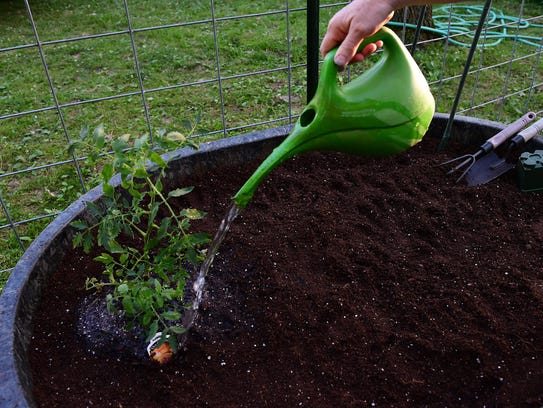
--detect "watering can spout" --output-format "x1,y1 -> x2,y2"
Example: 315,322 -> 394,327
233,26 -> 435,209
232,125 -> 315,208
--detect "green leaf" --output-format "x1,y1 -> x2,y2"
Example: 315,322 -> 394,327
142,310 -> 153,327
149,151 -> 167,169
83,234 -> 94,254
119,253 -> 129,264
155,178 -> 163,194
154,280 -> 162,293
92,124 -> 106,149
72,231 -> 83,248
141,286 -> 154,299
97,224 -> 109,248
122,296 -> 135,316
134,134 -> 149,150
169,325 -> 187,334
168,187 -> 193,198
149,202 -> 160,226
157,217 -> 171,240
165,131 -> 186,142
67,140 -> 82,156
168,335 -> 179,353
181,119 -> 192,130
106,240 -> 126,254
121,223 -> 134,239
80,124 -> 90,140
156,294 -> 164,308
180,208 -> 206,220
86,201 -> 104,219
71,220 -> 88,230
128,188 -> 141,200
134,166 -> 147,179
94,253 -> 114,265
161,288 -> 177,300
146,320 -> 159,342
118,283 -> 129,294
112,137 -> 128,154
102,163 -> 114,182
102,182 -> 114,198
190,232 -> 211,245
162,310 -> 181,321
133,296 -> 143,312
156,268 -> 171,284
144,238 -> 160,251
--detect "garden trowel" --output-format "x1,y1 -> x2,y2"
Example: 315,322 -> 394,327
465,116 -> 543,186
438,112 -> 536,184
233,26 -> 435,209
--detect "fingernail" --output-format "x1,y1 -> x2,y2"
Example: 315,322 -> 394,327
334,54 -> 347,68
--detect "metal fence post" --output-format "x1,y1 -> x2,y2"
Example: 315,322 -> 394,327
307,0 -> 320,102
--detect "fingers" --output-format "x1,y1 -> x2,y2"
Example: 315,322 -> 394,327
334,29 -> 388,67
334,30 -> 364,68
320,0 -> 395,69
361,40 -> 383,57
320,24 -> 376,69
320,29 -> 343,59
337,40 -> 384,69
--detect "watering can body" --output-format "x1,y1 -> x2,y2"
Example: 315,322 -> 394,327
234,27 -> 435,208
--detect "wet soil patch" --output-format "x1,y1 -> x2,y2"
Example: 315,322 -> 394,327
29,136 -> 543,407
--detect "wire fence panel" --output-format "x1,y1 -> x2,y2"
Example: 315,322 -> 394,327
0,1 -> 542,282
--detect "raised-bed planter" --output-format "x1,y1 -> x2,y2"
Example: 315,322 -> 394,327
1,113 -> 542,407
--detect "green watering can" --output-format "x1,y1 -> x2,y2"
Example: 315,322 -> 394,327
233,26 -> 435,208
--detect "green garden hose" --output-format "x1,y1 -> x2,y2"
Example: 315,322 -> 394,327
387,4 -> 543,48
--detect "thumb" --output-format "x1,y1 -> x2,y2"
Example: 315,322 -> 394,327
320,30 -> 340,58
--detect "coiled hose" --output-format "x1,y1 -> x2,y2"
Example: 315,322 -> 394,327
387,4 -> 543,48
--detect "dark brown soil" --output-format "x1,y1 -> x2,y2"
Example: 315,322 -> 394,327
30,136 -> 543,407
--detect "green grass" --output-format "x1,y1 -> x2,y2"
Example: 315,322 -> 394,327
0,0 -> 542,290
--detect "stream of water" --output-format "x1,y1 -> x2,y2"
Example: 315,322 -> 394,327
180,202 -> 241,337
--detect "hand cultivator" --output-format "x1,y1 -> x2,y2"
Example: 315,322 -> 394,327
465,116 -> 543,186
438,111 -> 536,184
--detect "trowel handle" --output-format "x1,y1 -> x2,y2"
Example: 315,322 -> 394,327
514,117 -> 543,144
482,111 -> 536,152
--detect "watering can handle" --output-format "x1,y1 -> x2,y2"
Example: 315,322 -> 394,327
319,27 -> 406,93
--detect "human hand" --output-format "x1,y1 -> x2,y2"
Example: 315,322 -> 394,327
320,0 -> 396,69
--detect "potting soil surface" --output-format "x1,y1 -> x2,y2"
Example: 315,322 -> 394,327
30,136 -> 543,407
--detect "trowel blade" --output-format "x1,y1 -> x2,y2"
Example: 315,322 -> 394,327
464,152 -> 515,186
